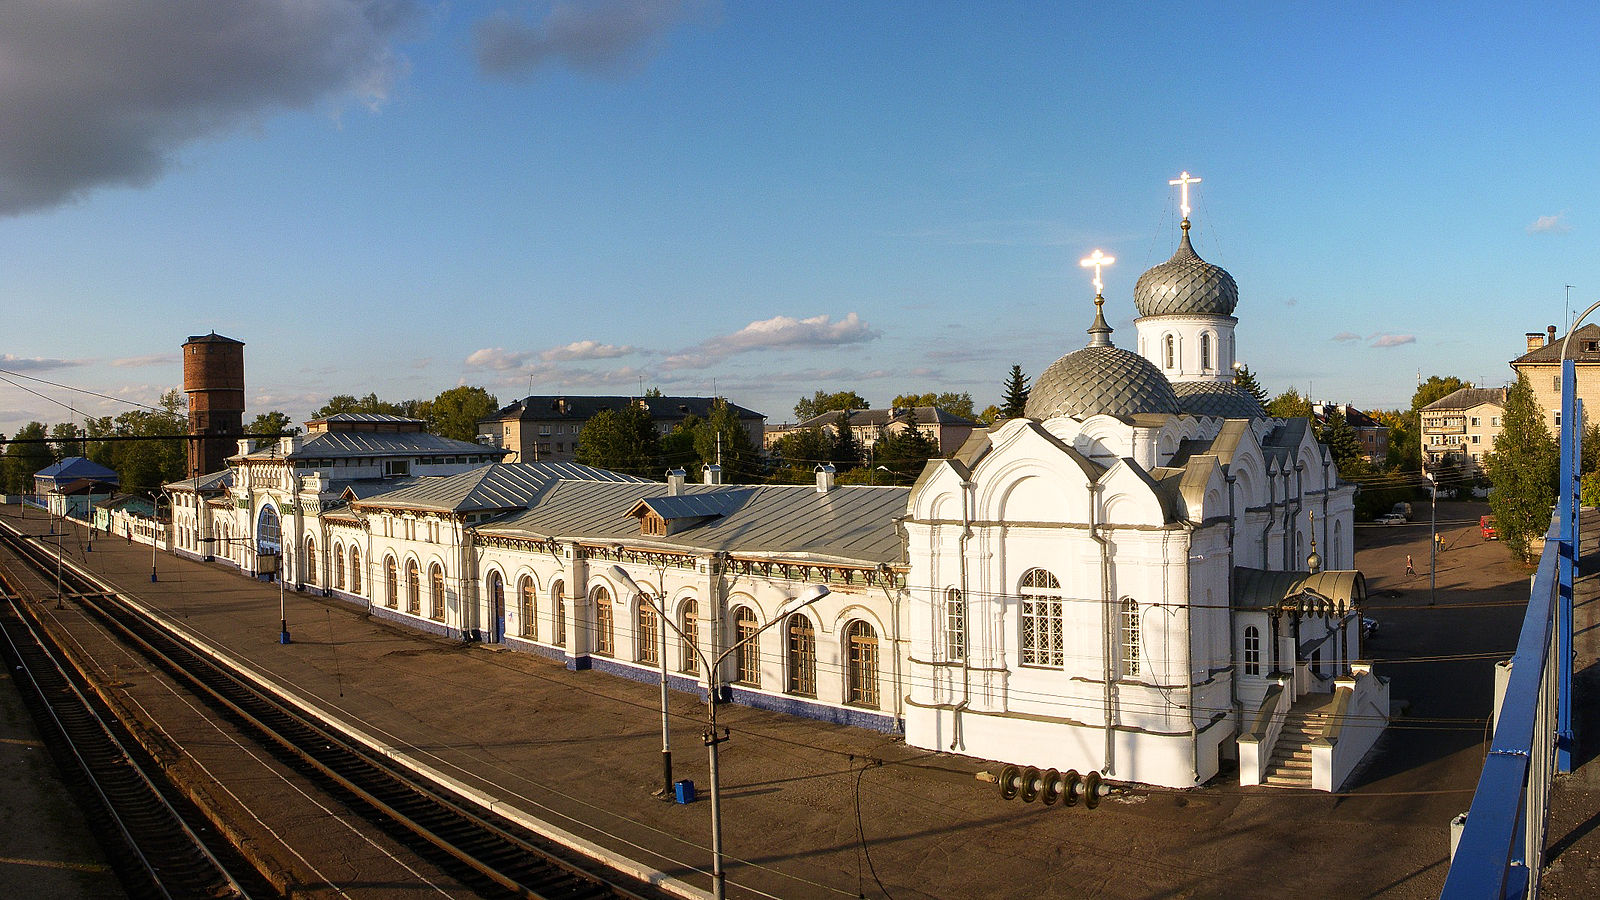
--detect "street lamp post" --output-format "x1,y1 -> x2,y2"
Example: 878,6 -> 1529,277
279,556 -> 292,644
148,491 -> 170,582
606,565 -> 675,798
1425,471 -> 1437,606
607,564 -> 828,900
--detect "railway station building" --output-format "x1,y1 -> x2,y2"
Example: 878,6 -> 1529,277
159,195 -> 1387,790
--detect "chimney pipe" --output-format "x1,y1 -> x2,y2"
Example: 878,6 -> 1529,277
1528,332 -> 1547,352
666,467 -> 686,496
815,464 -> 836,494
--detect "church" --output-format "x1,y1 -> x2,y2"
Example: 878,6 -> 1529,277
162,175 -> 1387,791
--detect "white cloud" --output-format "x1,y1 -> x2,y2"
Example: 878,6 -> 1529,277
1527,213 -> 1572,235
0,353 -> 84,372
1371,334 -> 1416,348
0,1 -> 421,216
1330,332 -> 1361,343
465,347 -> 529,371
109,353 -> 175,368
474,0 -> 714,80
661,312 -> 880,370
541,340 -> 636,362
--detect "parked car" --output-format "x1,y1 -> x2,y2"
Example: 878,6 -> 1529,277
1481,515 -> 1497,540
1375,512 -> 1407,525
1361,617 -> 1379,640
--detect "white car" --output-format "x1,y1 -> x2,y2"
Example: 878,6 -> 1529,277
1374,512 -> 1407,525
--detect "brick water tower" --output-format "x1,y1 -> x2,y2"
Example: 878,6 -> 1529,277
182,333 -> 245,477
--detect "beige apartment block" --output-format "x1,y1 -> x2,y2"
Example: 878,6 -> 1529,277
1511,324 -> 1600,437
1420,387 -> 1507,473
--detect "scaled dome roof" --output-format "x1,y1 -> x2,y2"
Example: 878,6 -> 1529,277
1025,302 -> 1181,421
1133,227 -> 1238,318
1172,381 -> 1266,419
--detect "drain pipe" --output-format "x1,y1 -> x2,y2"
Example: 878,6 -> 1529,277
1225,472 -> 1243,735
1089,480 -> 1115,777
953,477 -> 975,750
1177,525 -> 1201,785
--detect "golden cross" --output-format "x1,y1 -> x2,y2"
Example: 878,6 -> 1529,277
1079,249 -> 1115,297
1169,170 -> 1202,219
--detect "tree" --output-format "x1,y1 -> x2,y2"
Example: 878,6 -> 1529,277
49,421 -> 83,460
1370,408 -> 1420,472
794,390 -> 868,422
1232,364 -> 1269,411
976,404 -> 1002,426
660,414 -> 702,472
424,386 -> 499,442
574,403 -> 662,478
691,398 -> 763,483
1000,365 -> 1031,420
111,390 -> 188,495
1411,375 -> 1471,415
310,393 -> 409,419
829,411 -> 862,470
872,412 -> 939,482
1486,374 -> 1558,564
1319,407 -> 1365,478
1266,388 -> 1313,420
247,411 -> 300,437
891,392 -> 976,420
770,425 -> 834,482
3,422 -> 52,494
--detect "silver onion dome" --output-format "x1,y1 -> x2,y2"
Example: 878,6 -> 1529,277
1132,226 -> 1238,318
1025,299 -> 1181,421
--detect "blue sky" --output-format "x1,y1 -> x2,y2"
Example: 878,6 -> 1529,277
3,1 -> 1597,438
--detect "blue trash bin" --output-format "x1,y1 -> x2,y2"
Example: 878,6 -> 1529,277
674,779 -> 696,804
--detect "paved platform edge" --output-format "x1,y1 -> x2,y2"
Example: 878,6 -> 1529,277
65,547 -> 712,900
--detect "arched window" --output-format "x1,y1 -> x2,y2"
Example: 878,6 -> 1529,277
304,536 -> 317,585
638,602 -> 659,664
680,598 -> 699,674
733,606 -> 759,686
405,560 -> 420,615
350,545 -> 362,594
945,587 -> 965,660
333,544 -> 345,590
519,576 -> 537,639
552,581 -> 566,647
1121,598 -> 1141,678
592,586 -> 614,656
787,614 -> 816,696
488,571 -> 505,634
430,564 -> 446,620
1164,335 -> 1175,369
385,556 -> 398,608
846,620 -> 879,708
1200,333 -> 1212,370
1243,625 -> 1261,676
1019,568 -> 1064,667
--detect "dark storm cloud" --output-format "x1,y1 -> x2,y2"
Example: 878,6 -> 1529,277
0,1 -> 422,216
474,0 -> 712,78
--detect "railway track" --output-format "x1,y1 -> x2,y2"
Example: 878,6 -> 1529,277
0,540 -> 259,898
0,518 -> 675,900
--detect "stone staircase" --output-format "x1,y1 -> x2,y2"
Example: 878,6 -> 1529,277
1263,694 -> 1340,788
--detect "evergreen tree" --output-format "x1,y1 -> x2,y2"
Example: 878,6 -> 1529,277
1232,364 -> 1269,410
1319,407 -> 1365,478
771,425 -> 833,483
829,411 -> 862,470
574,403 -> 662,478
1000,365 -> 1031,419
872,411 -> 939,482
1486,374 -> 1559,564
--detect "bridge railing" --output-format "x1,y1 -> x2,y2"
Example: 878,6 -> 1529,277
1439,526 -> 1561,898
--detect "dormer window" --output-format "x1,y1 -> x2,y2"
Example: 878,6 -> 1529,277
640,511 -> 667,536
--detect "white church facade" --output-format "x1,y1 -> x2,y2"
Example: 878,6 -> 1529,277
159,177 -> 1387,791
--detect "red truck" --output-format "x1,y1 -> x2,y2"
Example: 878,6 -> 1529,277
1481,515 -> 1497,540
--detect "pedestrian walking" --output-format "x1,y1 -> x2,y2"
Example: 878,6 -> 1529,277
1405,554 -> 1415,576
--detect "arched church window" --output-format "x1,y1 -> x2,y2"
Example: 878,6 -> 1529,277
1200,333 -> 1212,370
945,587 -> 965,660
350,545 -> 361,594
846,620 -> 880,708
637,602 -> 659,664
592,586 -> 614,656
1164,335 -> 1175,369
1243,625 -> 1261,676
385,556 -> 397,608
519,576 -> 537,639
680,598 -> 699,674
405,560 -> 420,615
304,535 -> 317,586
732,605 -> 759,686
787,614 -> 816,696
333,544 -> 344,590
1019,569 -> 1064,667
1121,598 -> 1141,678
